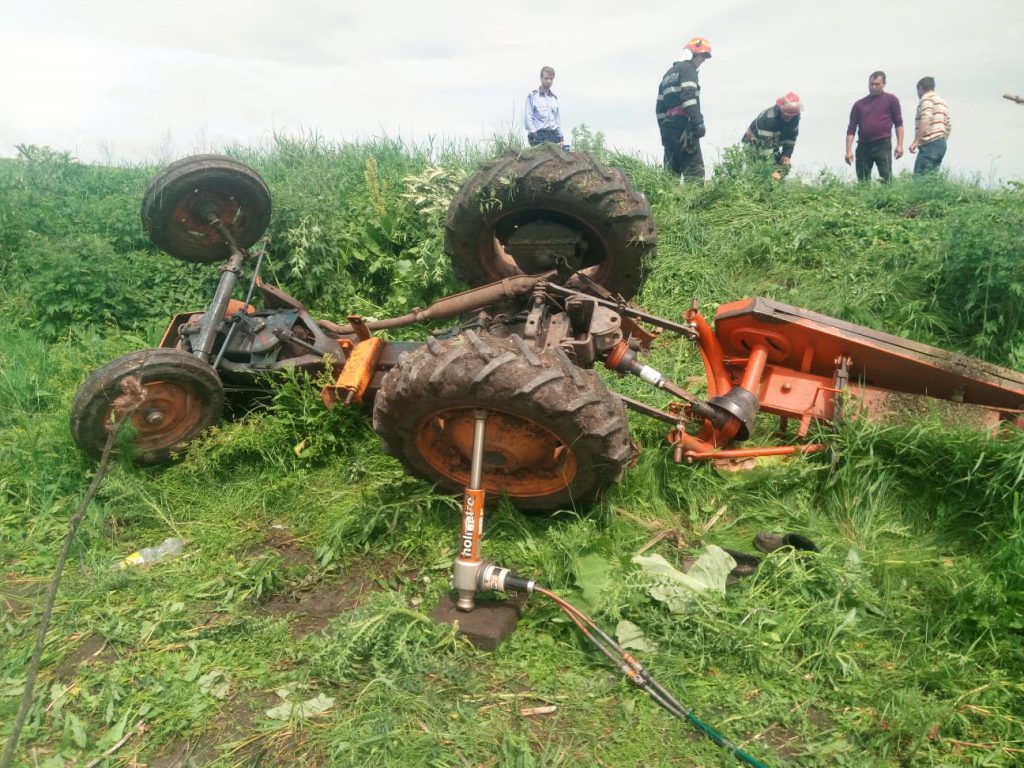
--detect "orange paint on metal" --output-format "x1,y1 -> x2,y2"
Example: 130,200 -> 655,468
754,367 -> 835,422
109,380 -> 209,452
604,341 -> 630,372
224,299 -> 253,317
458,487 -> 486,562
714,297 -> 1024,411
414,408 -> 578,498
685,307 -> 731,397
739,344 -> 770,392
158,312 -> 199,349
320,336 -> 384,408
682,444 -> 828,461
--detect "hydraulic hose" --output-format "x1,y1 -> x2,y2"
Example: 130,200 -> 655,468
481,566 -> 768,767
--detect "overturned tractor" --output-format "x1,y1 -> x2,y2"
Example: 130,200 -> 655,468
70,147 -> 1024,510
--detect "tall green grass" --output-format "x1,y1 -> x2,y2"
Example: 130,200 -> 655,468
1,137 -> 1022,766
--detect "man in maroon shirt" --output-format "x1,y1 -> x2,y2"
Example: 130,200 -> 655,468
845,71 -> 904,181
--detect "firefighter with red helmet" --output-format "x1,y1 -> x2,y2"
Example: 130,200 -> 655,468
656,37 -> 712,183
742,92 -> 803,179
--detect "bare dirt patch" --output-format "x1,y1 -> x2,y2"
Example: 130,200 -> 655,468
260,553 -> 417,637
149,690 -> 286,768
1,577 -> 47,618
54,633 -> 118,682
254,524 -> 315,567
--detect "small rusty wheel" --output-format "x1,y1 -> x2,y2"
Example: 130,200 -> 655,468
372,331 -> 631,512
141,155 -> 271,263
444,145 -> 657,300
70,348 -> 224,464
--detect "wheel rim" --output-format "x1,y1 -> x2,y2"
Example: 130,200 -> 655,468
111,379 -> 210,454
413,408 -> 578,497
169,189 -> 245,253
483,210 -> 610,283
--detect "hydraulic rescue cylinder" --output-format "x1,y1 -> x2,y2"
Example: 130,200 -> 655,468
453,409 -> 488,611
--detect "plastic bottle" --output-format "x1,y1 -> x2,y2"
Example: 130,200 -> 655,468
118,537 -> 185,569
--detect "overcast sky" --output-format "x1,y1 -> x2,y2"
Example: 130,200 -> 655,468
2,1 -> 1022,183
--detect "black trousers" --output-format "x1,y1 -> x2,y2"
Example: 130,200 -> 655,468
855,139 -> 893,181
529,128 -> 561,146
661,123 -> 705,183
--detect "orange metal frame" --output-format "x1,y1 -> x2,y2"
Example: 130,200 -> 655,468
673,297 -> 1024,463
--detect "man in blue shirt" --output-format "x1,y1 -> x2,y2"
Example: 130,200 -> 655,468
525,66 -> 563,146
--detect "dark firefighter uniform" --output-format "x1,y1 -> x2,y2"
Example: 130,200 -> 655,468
656,59 -> 705,182
742,106 -> 800,163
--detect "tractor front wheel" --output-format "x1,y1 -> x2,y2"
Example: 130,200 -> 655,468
372,331 -> 631,511
70,348 -> 224,464
141,154 -> 271,263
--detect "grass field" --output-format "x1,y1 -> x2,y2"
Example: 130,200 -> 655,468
1,138 -> 1023,766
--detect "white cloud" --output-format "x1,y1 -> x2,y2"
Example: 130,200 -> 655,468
2,1 -> 1023,181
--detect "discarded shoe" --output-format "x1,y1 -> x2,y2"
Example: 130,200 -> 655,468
753,532 -> 819,554
682,547 -> 762,587
721,548 -> 762,578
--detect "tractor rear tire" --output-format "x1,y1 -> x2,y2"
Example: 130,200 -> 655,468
372,331 -> 631,511
141,154 -> 271,263
70,348 -> 224,464
444,145 -> 656,300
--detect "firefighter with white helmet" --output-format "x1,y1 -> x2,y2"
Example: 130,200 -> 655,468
656,37 -> 713,183
742,92 -> 804,179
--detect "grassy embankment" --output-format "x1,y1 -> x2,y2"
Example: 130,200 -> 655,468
1,139 -> 1022,766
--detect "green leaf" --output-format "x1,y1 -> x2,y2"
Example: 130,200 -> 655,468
95,713 -> 129,751
574,552 -> 611,609
616,620 -> 657,652
67,711 -> 88,749
633,547 -> 735,614
265,692 -> 335,721
198,669 -> 231,700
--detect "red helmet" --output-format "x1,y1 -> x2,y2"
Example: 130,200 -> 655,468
776,92 -> 802,116
685,37 -> 713,58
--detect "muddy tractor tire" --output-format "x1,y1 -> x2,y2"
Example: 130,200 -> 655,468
70,348 -> 224,464
372,330 -> 632,511
444,146 -> 656,300
141,154 -> 272,263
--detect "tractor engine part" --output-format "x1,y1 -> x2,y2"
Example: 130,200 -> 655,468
330,275 -> 550,336
321,336 -> 384,407
522,292 -> 625,368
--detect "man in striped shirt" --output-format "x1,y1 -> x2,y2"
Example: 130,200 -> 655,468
909,76 -> 951,176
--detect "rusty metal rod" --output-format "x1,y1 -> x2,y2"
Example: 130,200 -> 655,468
330,275 -> 552,335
